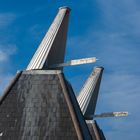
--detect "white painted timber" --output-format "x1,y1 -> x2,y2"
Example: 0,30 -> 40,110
26,7 -> 71,70
94,112 -> 128,118
49,57 -> 97,68
77,67 -> 104,119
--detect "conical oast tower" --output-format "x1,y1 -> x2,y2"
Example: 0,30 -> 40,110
0,7 -> 105,140
77,67 -> 104,120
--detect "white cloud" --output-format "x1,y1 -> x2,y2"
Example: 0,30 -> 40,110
0,12 -> 17,96
0,44 -> 17,95
0,50 -> 7,61
0,44 -> 17,62
0,13 -> 16,29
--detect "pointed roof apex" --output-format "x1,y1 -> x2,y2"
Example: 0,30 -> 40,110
95,66 -> 104,70
59,6 -> 71,12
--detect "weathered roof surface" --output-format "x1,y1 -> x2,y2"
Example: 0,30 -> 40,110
0,70 -> 93,140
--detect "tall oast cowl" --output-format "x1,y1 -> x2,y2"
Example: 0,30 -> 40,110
27,7 -> 70,70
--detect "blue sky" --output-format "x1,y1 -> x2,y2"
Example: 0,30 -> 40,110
0,0 -> 140,139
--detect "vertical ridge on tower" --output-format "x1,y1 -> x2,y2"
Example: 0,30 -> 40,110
27,7 -> 70,70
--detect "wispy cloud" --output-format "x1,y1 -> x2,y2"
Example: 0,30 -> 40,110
0,44 -> 17,94
0,50 -> 7,61
0,13 -> 16,29
28,24 -> 46,41
0,11 -> 17,95
96,73 -> 140,140
0,44 -> 17,62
